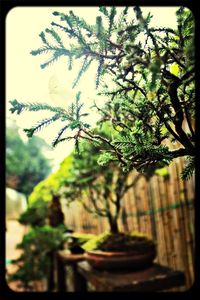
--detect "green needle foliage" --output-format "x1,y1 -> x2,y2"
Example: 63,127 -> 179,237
181,156 -> 195,180
10,92 -> 90,152
9,6 -> 195,179
18,199 -> 49,227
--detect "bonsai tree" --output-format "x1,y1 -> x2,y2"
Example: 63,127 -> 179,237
56,132 -> 156,260
9,194 -> 68,291
8,225 -> 67,291
19,194 -> 65,228
9,6 -> 195,179
9,157 -> 74,291
18,198 -> 49,227
61,126 -> 141,234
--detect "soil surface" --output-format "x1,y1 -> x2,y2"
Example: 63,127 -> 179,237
98,233 -> 155,252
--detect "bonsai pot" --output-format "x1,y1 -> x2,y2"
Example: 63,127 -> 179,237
82,232 -> 157,271
84,247 -> 156,271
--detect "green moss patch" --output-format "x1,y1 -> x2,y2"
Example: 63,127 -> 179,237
82,231 -> 155,252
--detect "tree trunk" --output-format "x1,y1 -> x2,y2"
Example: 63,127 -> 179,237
108,214 -> 119,233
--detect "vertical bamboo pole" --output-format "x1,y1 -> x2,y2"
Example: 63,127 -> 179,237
126,183 -> 135,232
132,181 -> 142,232
163,175 -> 177,271
151,176 -> 162,264
125,192 -> 133,232
123,176 -> 131,232
146,176 -> 157,241
125,173 -> 138,232
156,176 -> 171,267
141,178 -> 150,235
167,162 -> 183,272
134,179 -> 146,234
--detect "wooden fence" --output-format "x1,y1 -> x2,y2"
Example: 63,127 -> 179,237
61,153 -> 195,291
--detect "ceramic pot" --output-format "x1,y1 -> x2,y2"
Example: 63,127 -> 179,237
84,246 -> 156,271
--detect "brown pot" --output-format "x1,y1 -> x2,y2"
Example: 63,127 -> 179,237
84,247 -> 156,271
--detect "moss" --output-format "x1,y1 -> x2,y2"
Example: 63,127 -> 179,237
71,232 -> 96,245
82,231 -> 155,252
81,232 -> 111,251
129,231 -> 149,238
65,232 -> 97,253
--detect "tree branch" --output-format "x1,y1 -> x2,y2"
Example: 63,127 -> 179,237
89,50 -> 124,60
80,201 -> 96,215
148,101 -> 184,144
169,147 -> 195,158
82,129 -> 127,166
89,188 -> 108,217
124,173 -> 141,194
183,105 -> 195,140
168,80 -> 195,151
123,78 -> 146,97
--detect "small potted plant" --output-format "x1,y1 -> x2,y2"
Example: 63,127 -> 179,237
60,135 -> 157,270
82,231 -> 156,270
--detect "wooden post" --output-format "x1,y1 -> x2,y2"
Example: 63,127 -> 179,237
47,251 -> 55,291
72,264 -> 87,292
56,254 -> 67,292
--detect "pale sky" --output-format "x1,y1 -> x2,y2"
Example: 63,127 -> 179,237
6,6 -> 179,171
